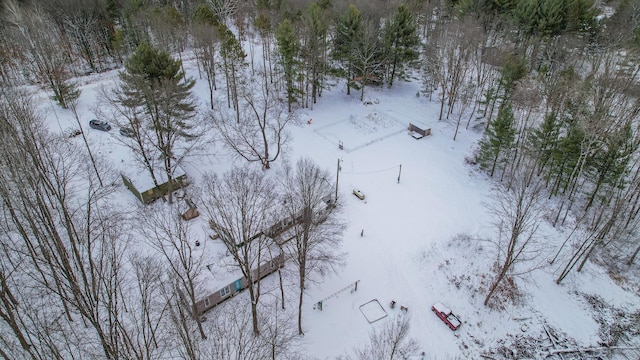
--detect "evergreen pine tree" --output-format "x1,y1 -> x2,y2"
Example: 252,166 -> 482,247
382,4 -> 420,87
303,1 -> 330,105
119,43 -> 197,200
333,5 -> 362,95
513,0 -> 597,36
218,24 -> 247,122
548,121 -> 584,195
584,122 -> 634,209
492,0 -> 518,12
478,102 -> 517,177
276,18 -> 300,112
500,55 -> 528,97
528,112 -> 561,173
52,80 -> 81,109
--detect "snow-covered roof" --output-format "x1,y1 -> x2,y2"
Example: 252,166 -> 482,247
433,302 -> 451,314
114,142 -> 186,193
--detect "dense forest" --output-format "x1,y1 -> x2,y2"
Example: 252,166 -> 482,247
1,0 -> 640,358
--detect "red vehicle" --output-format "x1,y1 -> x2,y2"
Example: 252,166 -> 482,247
432,302 -> 461,331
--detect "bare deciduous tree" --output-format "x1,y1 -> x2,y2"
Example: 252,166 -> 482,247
0,88 -> 137,359
256,294 -> 300,360
554,176 -> 640,283
201,165 -> 278,335
352,20 -> 384,102
424,18 -> 474,122
0,230 -> 41,358
207,0 -> 238,26
202,299 -> 262,359
47,0 -> 114,73
278,158 -> 345,335
192,7 -> 220,109
213,79 -> 293,169
68,97 -> 103,186
140,203 -> 207,340
4,0 -> 79,108
484,162 -> 545,306
199,295 -> 299,360
351,315 -> 419,360
160,276 -> 203,360
127,254 -> 168,359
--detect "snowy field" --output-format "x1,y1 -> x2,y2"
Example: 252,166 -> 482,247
34,56 -> 640,359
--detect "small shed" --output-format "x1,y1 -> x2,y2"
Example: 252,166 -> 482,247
110,141 -> 191,204
408,123 -> 431,139
118,146 -> 189,204
122,166 -> 189,204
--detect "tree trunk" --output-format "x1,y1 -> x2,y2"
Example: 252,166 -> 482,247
69,103 -> 103,187
439,81 -> 446,121
577,240 -> 598,273
346,62 -> 352,95
465,94 -> 479,130
278,268 -> 285,310
249,284 -> 260,335
0,285 -> 33,353
484,261 -> 509,306
297,275 -> 305,335
490,149 -> 501,177
485,82 -> 502,131
389,53 -> 398,87
628,243 -> 640,265
556,236 -> 594,284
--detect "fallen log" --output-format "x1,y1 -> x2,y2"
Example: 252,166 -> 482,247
543,345 -> 640,358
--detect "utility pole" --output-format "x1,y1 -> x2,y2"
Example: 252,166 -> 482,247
335,158 -> 340,203
397,164 -> 402,184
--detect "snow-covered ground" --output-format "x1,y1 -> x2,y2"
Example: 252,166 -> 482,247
35,56 -> 640,359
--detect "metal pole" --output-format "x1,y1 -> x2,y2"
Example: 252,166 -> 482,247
397,164 -> 402,184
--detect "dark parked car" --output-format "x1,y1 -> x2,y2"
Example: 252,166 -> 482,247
89,119 -> 111,131
119,127 -> 135,138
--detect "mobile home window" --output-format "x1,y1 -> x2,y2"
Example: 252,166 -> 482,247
204,297 -> 211,307
220,286 -> 230,297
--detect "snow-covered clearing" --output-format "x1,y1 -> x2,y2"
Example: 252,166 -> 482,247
35,56 -> 640,359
